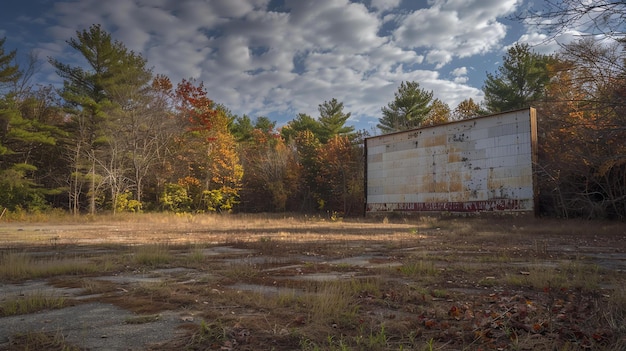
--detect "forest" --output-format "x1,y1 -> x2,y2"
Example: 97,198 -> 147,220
0,3 -> 624,220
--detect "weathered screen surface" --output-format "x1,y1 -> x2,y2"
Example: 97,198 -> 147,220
365,108 -> 537,214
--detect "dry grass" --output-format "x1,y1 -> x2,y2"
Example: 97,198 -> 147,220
0,252 -> 102,281
133,244 -> 173,266
3,331 -> 83,351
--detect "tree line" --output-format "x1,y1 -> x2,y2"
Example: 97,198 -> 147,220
0,2 -> 624,219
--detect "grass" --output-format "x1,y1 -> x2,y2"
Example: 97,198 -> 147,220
397,259 -> 439,277
5,331 -> 83,351
133,244 -> 173,266
302,280 -> 357,325
0,292 -> 67,317
505,260 -> 604,291
125,313 -> 162,324
1,214 -> 625,350
0,252 -> 102,281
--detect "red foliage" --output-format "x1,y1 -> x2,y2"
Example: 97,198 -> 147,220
175,79 -> 218,135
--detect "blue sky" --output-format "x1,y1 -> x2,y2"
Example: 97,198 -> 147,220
1,0 -> 580,132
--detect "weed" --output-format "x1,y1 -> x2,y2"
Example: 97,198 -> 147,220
367,323 -> 388,349
422,338 -> 435,351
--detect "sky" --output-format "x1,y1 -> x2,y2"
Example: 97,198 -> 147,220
0,0 -> 585,132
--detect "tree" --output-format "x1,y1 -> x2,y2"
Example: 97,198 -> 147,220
317,98 -> 354,143
424,98 -> 451,126
378,81 -> 433,133
316,134 -> 364,216
453,98 -> 483,120
0,37 -> 20,94
0,40 -> 64,212
230,115 -> 255,143
163,78 -> 242,212
280,113 -> 323,142
293,129 -> 322,211
515,0 -> 626,41
50,24 -> 152,214
0,96 -> 62,211
482,43 -> 554,113
536,38 -> 626,219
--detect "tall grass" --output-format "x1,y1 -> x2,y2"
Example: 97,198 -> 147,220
133,244 -> 173,266
0,252 -> 101,281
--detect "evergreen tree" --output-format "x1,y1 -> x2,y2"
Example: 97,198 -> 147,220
482,43 -> 554,113
280,113 -> 323,142
0,37 -> 20,94
318,98 -> 354,143
0,40 -> 64,211
50,24 -> 155,214
377,81 -> 433,133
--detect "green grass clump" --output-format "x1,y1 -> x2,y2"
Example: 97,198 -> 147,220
0,292 -> 67,317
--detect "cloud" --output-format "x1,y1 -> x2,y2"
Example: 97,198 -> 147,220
393,0 -> 521,66
21,0 -> 511,130
371,0 -> 401,12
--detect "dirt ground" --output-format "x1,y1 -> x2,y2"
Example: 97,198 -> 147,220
0,214 -> 625,350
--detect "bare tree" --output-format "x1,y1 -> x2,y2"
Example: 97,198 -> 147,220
515,0 -> 626,40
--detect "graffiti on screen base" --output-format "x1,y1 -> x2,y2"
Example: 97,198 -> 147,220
367,199 -> 531,212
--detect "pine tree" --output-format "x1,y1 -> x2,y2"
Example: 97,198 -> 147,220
378,81 -> 433,133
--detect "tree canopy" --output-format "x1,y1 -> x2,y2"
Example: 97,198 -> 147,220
377,81 -> 434,133
0,20 -> 624,220
482,43 -> 554,113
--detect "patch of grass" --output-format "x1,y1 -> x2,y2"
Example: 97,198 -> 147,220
80,278 -> 119,295
430,289 -> 448,299
0,252 -> 101,281
0,292 -> 67,317
125,313 -> 161,324
397,259 -> 439,277
366,323 -> 388,349
186,246 -> 206,264
477,252 -> 511,263
188,320 -> 228,346
133,244 -> 173,266
505,261 -> 602,291
6,331 -> 83,351
301,280 -> 357,325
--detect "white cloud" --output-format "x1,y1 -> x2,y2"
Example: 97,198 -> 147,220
20,0 -> 514,130
393,0 -> 521,67
371,0 -> 401,12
